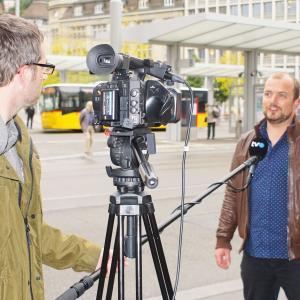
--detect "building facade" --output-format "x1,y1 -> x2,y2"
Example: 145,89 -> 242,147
47,0 -> 300,73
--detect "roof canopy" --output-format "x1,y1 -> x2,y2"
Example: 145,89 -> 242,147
181,63 -> 293,78
123,13 -> 300,55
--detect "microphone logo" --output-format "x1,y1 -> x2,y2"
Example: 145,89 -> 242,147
250,141 -> 266,149
249,137 -> 268,160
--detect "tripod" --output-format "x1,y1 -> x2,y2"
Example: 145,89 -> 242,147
56,133 -> 261,300
96,128 -> 174,300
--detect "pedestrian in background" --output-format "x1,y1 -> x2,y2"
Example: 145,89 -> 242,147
0,14 -> 110,300
25,105 -> 35,129
215,72 -> 300,300
206,104 -> 220,139
80,101 -> 95,155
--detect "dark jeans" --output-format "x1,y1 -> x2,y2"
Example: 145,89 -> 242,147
207,122 -> 215,139
27,116 -> 33,129
241,252 -> 300,300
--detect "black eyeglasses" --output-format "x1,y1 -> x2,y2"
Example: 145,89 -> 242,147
26,62 -> 56,75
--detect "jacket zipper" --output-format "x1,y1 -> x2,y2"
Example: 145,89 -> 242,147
24,139 -> 35,300
287,138 -> 293,260
24,217 -> 34,299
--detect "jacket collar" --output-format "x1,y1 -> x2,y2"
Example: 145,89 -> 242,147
254,116 -> 300,140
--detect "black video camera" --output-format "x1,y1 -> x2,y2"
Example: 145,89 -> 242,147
86,44 -> 183,129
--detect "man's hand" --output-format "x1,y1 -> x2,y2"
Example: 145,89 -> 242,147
215,248 -> 231,269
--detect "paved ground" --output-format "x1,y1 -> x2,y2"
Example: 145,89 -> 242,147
19,110 -> 287,299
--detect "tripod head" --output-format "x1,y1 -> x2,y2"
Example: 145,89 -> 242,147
106,127 -> 158,193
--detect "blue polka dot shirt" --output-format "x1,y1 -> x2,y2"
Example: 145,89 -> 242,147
245,121 -> 289,259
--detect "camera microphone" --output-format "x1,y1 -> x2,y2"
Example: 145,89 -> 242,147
247,137 -> 268,180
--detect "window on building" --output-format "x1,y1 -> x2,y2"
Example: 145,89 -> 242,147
94,3 -> 103,14
51,28 -> 58,37
164,0 -> 174,7
208,49 -> 216,64
241,4 -> 249,17
198,49 -> 205,63
276,1 -> 284,20
209,7 -> 216,12
288,0 -> 296,20
189,0 -> 195,7
219,6 -> 226,14
252,3 -> 261,18
264,2 -> 272,19
198,8 -> 205,13
92,24 -> 107,39
139,0 -> 149,9
187,49 -> 195,61
72,26 -> 85,38
230,5 -> 238,16
74,6 -> 83,17
188,9 -> 195,15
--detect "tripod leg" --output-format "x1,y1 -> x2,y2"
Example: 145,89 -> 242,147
96,211 -> 115,300
118,215 -> 125,300
106,227 -> 119,300
136,215 -> 142,299
147,211 -> 174,299
143,212 -> 173,300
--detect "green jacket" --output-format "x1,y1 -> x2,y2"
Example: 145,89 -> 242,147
0,116 -> 101,300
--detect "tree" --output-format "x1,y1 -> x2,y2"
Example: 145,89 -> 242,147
9,0 -> 33,14
186,75 -> 204,88
0,0 -> 5,13
214,79 -> 230,104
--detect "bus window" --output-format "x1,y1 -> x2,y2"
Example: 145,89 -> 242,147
40,87 -> 59,112
181,88 -> 208,128
193,90 -> 208,113
59,87 -> 81,113
79,87 -> 93,108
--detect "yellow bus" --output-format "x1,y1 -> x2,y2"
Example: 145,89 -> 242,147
40,84 -> 94,130
40,84 -> 208,130
181,87 -> 208,128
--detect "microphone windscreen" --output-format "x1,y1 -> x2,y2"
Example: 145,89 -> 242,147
248,137 -> 268,160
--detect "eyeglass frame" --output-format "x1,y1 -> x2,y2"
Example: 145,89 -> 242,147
25,62 -> 56,75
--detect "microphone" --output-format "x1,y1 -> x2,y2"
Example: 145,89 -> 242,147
247,137 -> 268,180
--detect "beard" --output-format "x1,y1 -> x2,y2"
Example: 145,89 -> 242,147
263,106 -> 293,124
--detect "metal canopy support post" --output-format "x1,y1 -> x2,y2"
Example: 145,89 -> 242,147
206,77 -> 214,105
60,70 -> 67,83
110,0 -> 123,53
166,43 -> 182,141
243,50 -> 258,133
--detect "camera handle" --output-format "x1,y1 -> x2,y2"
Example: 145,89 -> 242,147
55,150 -> 257,300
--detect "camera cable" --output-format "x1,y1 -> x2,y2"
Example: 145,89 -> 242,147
172,82 -> 194,300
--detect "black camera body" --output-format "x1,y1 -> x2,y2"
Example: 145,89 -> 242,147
87,44 -> 182,129
92,74 -> 145,129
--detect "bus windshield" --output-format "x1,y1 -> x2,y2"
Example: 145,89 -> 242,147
40,85 -> 93,113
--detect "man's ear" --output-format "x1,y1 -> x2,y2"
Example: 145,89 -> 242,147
16,65 -> 33,86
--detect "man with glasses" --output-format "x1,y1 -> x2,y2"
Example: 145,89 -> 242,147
0,14 -> 107,300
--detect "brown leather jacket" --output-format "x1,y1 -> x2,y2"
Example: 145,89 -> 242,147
216,118 -> 300,260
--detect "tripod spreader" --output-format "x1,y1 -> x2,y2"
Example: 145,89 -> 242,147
55,154 -> 257,300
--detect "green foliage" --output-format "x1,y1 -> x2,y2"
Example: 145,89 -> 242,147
214,78 -> 230,104
9,0 -> 33,14
186,76 -> 204,88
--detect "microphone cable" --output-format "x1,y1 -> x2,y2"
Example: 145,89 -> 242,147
172,81 -> 194,300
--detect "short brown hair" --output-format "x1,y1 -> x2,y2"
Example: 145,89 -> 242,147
0,14 -> 44,87
268,72 -> 300,101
